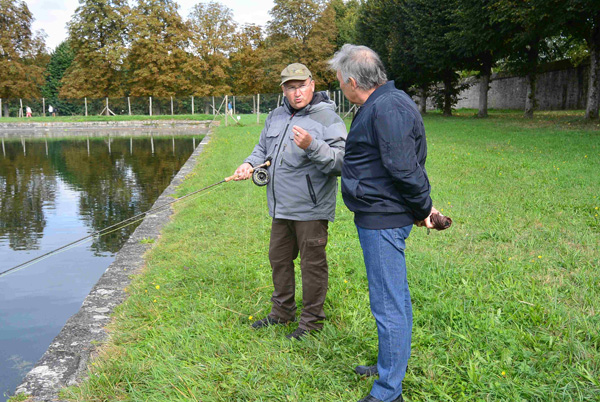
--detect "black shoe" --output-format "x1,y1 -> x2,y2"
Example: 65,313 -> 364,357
358,394 -> 403,402
251,316 -> 292,329
285,327 -> 313,340
355,365 -> 378,377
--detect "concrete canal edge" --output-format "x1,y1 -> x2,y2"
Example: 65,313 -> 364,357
14,131 -> 213,402
0,120 -> 214,130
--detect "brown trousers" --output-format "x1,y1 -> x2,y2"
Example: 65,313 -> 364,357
267,218 -> 329,330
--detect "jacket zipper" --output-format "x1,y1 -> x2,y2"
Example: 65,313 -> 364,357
272,113 -> 295,217
306,174 -> 317,205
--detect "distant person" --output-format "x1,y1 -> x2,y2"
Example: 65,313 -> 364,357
232,63 -> 347,340
329,44 -> 441,402
228,101 -> 233,115
48,105 -> 54,117
26,106 -> 32,118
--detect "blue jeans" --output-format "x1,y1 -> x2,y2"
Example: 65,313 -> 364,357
356,225 -> 413,402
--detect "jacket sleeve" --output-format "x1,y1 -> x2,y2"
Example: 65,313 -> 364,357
375,108 -> 432,220
304,117 -> 347,176
244,113 -> 272,167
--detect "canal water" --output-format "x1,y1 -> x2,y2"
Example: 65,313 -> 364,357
0,130 -> 204,401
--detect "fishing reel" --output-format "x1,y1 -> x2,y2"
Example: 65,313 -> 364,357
252,167 -> 270,186
251,157 -> 272,186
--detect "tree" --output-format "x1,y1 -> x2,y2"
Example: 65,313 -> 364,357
188,1 -> 236,96
127,0 -> 203,102
400,0 -> 467,116
42,41 -> 75,115
331,0 -> 360,48
0,0 -> 47,117
449,0 -> 507,117
265,0 -> 338,92
229,24 -> 267,95
61,0 -> 130,100
563,0 -> 600,119
491,0 -> 565,118
127,0 -> 201,101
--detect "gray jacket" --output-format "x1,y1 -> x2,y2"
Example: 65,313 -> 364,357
245,92 -> 347,222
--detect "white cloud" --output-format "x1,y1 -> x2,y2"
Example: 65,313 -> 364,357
27,0 -> 274,51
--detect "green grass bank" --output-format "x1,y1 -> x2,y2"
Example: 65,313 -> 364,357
54,111 -> 598,401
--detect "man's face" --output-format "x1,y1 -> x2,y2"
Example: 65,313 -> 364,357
282,78 -> 315,109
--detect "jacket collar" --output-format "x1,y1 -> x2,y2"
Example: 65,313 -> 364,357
362,81 -> 396,108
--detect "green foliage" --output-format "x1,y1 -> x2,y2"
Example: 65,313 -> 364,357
331,0 -> 360,48
42,40 -> 76,115
61,111 -> 600,401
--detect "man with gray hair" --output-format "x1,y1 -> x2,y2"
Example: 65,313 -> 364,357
329,44 -> 439,402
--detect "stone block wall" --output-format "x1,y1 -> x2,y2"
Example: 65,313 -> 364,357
449,60 -> 589,110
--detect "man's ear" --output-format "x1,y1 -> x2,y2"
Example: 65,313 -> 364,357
348,77 -> 358,89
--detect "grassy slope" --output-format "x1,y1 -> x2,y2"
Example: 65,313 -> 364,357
58,112 -> 599,402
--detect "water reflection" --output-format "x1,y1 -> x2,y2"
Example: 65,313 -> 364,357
0,132 -> 203,402
0,134 -> 200,254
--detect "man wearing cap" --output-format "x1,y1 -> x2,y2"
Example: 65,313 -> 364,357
233,63 -> 347,340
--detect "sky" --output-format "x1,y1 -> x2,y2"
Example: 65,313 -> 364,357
27,0 -> 275,51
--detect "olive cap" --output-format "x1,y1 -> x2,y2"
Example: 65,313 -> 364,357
280,63 -> 312,85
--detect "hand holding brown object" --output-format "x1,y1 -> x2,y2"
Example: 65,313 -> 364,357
429,212 -> 452,230
415,207 -> 452,231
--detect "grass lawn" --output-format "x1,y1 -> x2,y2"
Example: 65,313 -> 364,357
53,111 -> 598,401
0,114 -> 213,123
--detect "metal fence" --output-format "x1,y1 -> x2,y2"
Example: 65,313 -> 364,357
0,91 -> 354,118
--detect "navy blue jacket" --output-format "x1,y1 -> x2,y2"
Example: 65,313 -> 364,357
341,81 -> 432,229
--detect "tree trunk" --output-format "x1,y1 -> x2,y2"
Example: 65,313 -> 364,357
3,102 -> 8,118
524,72 -> 536,118
524,43 -> 539,119
443,77 -> 452,117
478,55 -> 492,118
585,20 -> 600,120
419,86 -> 427,114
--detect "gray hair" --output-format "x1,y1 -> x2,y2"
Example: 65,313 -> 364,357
328,44 -> 388,90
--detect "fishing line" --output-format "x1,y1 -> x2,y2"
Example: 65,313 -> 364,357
1,159 -> 272,279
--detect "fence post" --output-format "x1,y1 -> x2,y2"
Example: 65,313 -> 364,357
149,96 -> 152,116
170,96 -> 174,116
225,95 -> 228,127
257,94 -> 260,124
19,98 -> 23,118
43,98 -> 45,117
212,96 -> 215,115
0,98 -> 2,118
127,97 -> 131,116
106,97 -> 109,116
233,96 -> 236,115
85,97 -> 88,116
191,96 -> 194,115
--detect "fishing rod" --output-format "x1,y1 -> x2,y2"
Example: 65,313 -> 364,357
0,159 -> 272,279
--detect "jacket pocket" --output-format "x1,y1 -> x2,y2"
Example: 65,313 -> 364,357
341,177 -> 364,198
306,174 -> 317,205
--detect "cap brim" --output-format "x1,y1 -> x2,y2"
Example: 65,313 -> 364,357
280,75 -> 311,86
